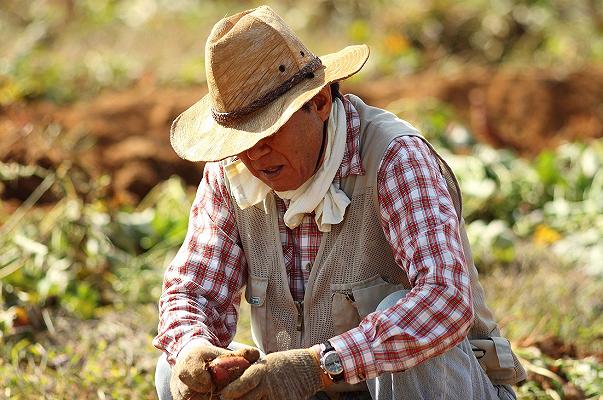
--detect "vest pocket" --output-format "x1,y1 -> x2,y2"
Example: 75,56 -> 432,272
331,275 -> 408,334
470,337 -> 528,385
245,275 -> 269,352
351,276 -> 407,318
331,292 -> 361,335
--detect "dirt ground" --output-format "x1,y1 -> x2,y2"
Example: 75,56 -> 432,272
2,65 -> 602,205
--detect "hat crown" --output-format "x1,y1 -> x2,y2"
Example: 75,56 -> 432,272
205,6 -> 316,114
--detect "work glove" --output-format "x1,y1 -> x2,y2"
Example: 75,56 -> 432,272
170,342 -> 260,400
220,348 -> 326,400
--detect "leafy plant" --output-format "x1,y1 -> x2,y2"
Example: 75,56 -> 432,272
1,164 -> 192,335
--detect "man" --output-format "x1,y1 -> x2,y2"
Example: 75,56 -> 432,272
153,6 -> 525,400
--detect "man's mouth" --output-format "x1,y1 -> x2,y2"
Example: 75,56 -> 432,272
260,165 -> 283,180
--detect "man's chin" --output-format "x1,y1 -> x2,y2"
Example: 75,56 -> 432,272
269,183 -> 295,192
266,180 -> 301,193
256,171 -> 305,192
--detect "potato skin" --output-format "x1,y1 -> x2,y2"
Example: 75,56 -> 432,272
208,355 -> 252,391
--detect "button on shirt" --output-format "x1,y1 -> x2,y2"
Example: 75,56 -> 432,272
153,96 -> 473,384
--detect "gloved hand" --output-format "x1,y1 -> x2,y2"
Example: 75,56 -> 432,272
220,348 -> 326,400
170,342 -> 260,400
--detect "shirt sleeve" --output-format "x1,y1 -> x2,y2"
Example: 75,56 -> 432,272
328,136 -> 474,383
152,162 -> 247,365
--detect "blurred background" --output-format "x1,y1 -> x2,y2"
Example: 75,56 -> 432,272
1,0 -> 602,398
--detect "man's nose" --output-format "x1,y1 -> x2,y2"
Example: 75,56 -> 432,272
246,138 -> 271,160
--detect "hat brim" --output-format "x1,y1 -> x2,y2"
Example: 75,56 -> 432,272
170,44 -> 369,162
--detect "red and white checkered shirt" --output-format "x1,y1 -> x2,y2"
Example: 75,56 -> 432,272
153,96 -> 473,384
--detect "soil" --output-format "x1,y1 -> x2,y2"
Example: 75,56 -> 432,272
353,66 -> 603,152
2,65 -> 602,205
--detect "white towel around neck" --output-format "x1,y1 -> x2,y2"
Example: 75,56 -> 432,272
224,97 -> 350,232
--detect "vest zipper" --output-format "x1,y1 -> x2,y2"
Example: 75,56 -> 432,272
295,301 -> 304,332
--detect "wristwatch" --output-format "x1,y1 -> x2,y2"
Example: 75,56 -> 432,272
319,341 -> 344,382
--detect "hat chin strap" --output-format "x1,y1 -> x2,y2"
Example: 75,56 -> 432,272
313,120 -> 328,175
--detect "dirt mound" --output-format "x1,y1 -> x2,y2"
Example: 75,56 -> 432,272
352,66 -> 603,153
2,66 -> 602,205
441,67 -> 603,152
1,83 -> 206,204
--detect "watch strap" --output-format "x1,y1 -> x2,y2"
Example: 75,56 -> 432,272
322,340 -> 336,353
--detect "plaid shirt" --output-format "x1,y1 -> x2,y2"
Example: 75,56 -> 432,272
153,97 -> 473,384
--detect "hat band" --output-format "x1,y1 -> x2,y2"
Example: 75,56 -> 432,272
211,56 -> 323,124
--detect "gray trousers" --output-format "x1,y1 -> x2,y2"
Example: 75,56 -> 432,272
365,336 -> 515,400
155,337 -> 515,400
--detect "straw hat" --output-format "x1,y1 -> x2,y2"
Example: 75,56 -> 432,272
170,5 -> 369,162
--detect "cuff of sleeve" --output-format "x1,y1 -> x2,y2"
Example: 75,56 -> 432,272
175,337 -> 213,365
329,327 -> 377,384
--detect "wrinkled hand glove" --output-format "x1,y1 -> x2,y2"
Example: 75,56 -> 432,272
170,343 -> 260,400
220,348 -> 324,400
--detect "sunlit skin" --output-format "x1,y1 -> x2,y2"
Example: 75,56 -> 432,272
237,85 -> 333,192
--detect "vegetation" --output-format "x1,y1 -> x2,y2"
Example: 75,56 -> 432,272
2,0 -> 602,104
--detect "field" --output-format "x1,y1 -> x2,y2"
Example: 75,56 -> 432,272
1,1 -> 603,399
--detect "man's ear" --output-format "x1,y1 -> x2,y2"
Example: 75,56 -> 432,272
312,85 -> 333,123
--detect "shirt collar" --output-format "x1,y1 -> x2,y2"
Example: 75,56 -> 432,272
338,95 -> 365,178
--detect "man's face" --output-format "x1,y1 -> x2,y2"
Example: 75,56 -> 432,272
237,87 -> 332,192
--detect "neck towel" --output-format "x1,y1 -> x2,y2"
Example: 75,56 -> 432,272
224,97 -> 350,232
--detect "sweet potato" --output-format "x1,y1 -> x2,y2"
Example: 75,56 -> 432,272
208,355 -> 252,391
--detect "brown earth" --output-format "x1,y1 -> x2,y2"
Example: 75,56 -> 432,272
1,66 -> 602,205
357,66 -> 603,152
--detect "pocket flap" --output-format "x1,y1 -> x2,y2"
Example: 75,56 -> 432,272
471,338 -> 513,369
470,336 -> 527,384
245,275 -> 268,306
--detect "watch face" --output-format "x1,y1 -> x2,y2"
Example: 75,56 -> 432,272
323,351 -> 344,375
